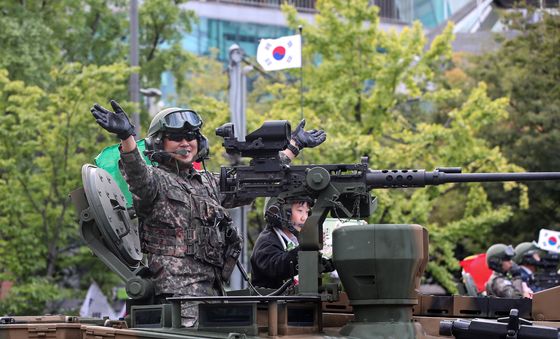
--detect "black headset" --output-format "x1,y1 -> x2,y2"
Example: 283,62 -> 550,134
144,132 -> 209,164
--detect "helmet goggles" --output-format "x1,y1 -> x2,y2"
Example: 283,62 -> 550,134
502,245 -> 515,260
162,110 -> 202,132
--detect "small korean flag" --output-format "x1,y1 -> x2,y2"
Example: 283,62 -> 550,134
537,228 -> 560,253
256,34 -> 302,71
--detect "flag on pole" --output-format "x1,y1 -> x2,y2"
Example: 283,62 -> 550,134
256,34 -> 301,71
537,228 -> 560,253
459,253 -> 492,293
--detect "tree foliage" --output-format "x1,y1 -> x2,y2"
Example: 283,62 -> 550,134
0,278 -> 63,315
243,0 -> 531,291
139,0 -> 197,89
467,8 -> 560,244
0,0 -> 198,314
0,1 -> 128,87
0,64 -> 131,312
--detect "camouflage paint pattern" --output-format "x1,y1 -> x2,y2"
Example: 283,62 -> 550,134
120,147 -> 247,326
485,272 -> 523,298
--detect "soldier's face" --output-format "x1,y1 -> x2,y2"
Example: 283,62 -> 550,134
502,259 -> 513,272
290,201 -> 311,232
163,134 -> 199,166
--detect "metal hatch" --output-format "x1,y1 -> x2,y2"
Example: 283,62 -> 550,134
81,164 -> 142,268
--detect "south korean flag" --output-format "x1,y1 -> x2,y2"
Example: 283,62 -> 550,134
537,228 -> 560,253
256,34 -> 302,72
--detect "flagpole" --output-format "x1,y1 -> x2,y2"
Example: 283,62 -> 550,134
299,25 -> 304,122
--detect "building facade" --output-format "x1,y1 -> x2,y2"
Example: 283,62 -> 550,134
180,0 -> 476,61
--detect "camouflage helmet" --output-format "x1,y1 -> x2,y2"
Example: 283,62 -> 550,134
263,196 -> 278,218
147,107 -> 203,137
144,107 -> 209,162
486,243 -> 515,272
513,242 -> 540,266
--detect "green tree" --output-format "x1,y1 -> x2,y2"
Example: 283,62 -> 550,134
0,63 -> 132,313
241,0 -> 530,291
0,278 -> 63,315
139,0 -> 197,90
176,49 -> 231,155
0,1 -> 128,87
0,0 -> 200,313
467,9 -> 560,244
0,0 -> 197,93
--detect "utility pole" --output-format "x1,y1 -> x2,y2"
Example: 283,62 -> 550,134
227,44 -> 252,289
129,0 -> 141,138
228,44 -> 248,142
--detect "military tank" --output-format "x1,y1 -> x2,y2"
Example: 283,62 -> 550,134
2,120 -> 560,339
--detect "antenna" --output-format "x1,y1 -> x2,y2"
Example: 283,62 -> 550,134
299,25 -> 304,122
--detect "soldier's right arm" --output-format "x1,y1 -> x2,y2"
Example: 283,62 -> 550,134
91,100 -> 158,205
120,143 -> 158,207
121,135 -> 136,152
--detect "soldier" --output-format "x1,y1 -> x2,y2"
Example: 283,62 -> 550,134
485,244 -> 529,298
513,242 -> 543,292
250,196 -> 334,289
90,100 -> 326,326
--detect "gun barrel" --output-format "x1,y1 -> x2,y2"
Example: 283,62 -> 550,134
442,172 -> 560,183
367,170 -> 560,189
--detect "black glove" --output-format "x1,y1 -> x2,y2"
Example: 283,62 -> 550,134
321,257 -> 335,273
291,119 -> 326,149
91,100 -> 136,140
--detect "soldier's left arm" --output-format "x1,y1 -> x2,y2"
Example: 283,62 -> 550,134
281,119 -> 327,160
497,277 -> 523,298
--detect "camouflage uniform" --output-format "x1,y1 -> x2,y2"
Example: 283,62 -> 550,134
120,147 -> 252,327
485,272 -> 523,298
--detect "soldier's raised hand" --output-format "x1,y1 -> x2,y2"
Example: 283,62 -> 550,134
291,119 -> 327,149
91,100 -> 136,140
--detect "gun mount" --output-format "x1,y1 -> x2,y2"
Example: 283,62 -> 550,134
217,120 -> 560,286
215,120 -> 560,337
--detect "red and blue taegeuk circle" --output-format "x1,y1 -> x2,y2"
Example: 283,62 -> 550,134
272,46 -> 286,61
548,236 -> 558,246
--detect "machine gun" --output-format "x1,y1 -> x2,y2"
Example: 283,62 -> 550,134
216,120 -> 560,297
